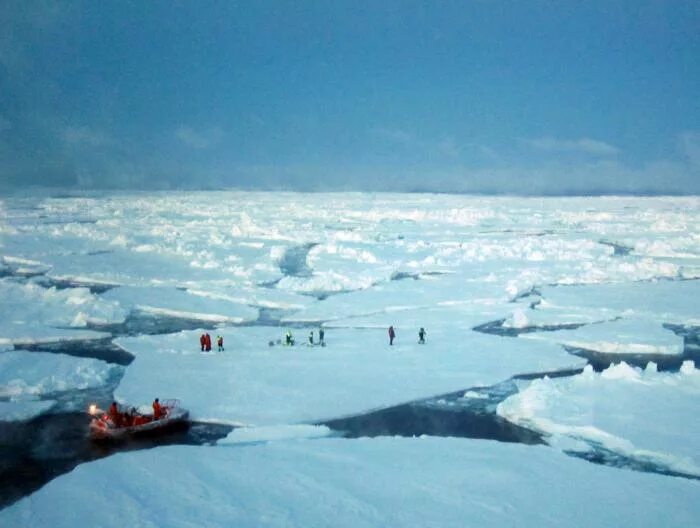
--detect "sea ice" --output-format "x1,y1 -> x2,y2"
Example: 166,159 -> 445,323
2,437 -> 698,527
497,361 -> 700,475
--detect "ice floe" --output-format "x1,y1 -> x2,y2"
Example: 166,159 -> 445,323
497,361 -> 700,476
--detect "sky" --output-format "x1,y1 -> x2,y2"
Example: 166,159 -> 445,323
1,0 -> 699,194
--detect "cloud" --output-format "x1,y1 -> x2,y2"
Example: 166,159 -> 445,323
370,126 -> 415,146
524,137 -> 620,156
61,126 -> 109,147
175,126 -> 223,149
679,131 -> 700,168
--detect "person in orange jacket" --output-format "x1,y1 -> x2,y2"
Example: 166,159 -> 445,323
199,333 -> 206,351
153,398 -> 162,420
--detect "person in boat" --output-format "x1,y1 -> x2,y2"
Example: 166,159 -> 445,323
200,333 -> 206,351
418,327 -> 426,344
123,407 -> 136,427
153,398 -> 163,420
217,335 -> 224,352
108,401 -> 121,427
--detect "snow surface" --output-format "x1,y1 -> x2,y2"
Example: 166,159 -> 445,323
497,361 -> 700,475
114,326 -> 583,425
3,437 -> 699,528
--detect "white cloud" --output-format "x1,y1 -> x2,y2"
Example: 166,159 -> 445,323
524,137 -> 620,156
175,126 -> 223,149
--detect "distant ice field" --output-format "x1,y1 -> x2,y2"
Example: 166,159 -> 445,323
1,192 -> 699,523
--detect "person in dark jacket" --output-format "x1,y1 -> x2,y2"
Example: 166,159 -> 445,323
388,326 -> 396,345
217,335 -> 224,352
418,327 -> 426,344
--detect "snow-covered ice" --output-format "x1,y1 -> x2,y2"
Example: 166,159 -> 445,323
1,192 -> 699,523
3,437 -> 699,528
114,326 -> 583,425
497,361 -> 700,476
0,350 -> 121,421
520,316 -> 685,355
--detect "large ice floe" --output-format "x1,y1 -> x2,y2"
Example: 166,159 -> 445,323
3,437 -> 699,528
1,192 -> 700,524
114,326 -> 582,425
497,361 -> 700,477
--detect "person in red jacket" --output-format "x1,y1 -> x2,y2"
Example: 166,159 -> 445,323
388,326 -> 396,345
153,398 -> 163,420
205,333 -> 212,352
199,333 -> 206,351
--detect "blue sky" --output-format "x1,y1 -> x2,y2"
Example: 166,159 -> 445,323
1,1 -> 699,193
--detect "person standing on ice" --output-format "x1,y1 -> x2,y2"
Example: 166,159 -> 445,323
217,335 -> 224,352
199,333 -> 206,351
205,333 -> 212,352
309,331 -> 314,345
319,328 -> 325,345
388,325 -> 396,345
418,327 -> 426,344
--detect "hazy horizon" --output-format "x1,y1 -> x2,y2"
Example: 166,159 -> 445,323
1,1 -> 698,194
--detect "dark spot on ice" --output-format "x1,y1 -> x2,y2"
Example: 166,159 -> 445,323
32,276 -> 118,294
88,309 -> 222,337
390,270 -> 449,281
257,278 -> 282,289
510,286 -> 542,302
472,318 -> 586,337
279,243 -> 317,277
599,239 -> 633,256
15,338 -> 134,366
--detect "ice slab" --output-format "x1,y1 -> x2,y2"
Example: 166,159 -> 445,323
535,280 -> 700,326
0,350 -> 120,400
218,424 -> 332,445
497,361 -> 700,476
114,327 -> 583,425
520,317 -> 684,355
3,437 -> 699,527
101,286 -> 259,324
0,350 -> 119,421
